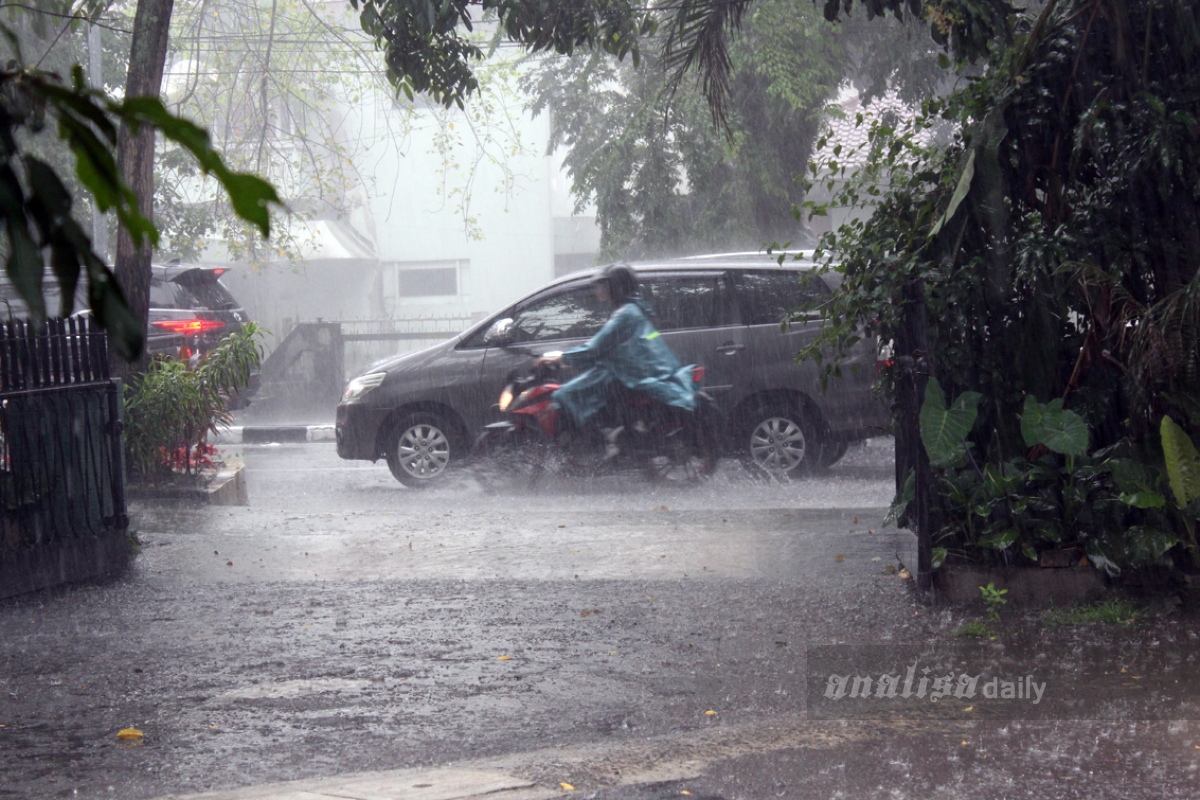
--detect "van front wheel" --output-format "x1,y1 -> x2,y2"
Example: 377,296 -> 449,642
386,413 -> 453,487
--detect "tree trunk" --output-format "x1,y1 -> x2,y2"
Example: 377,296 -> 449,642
112,0 -> 175,378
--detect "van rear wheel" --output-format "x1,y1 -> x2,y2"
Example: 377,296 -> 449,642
741,402 -> 820,479
386,412 -> 453,488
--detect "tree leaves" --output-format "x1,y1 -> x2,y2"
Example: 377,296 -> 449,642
919,377 -> 981,466
118,98 -> 280,240
1161,415 -> 1200,510
1020,395 -> 1089,457
0,62 -> 280,359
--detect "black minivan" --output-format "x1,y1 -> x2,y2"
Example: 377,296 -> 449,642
336,253 -> 889,486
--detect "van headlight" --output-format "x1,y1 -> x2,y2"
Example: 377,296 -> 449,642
342,372 -> 386,401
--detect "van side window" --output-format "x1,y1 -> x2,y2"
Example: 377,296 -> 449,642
510,285 -> 609,343
737,271 -> 830,326
640,273 -> 734,331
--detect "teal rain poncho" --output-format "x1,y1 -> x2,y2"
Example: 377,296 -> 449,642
552,298 -> 697,425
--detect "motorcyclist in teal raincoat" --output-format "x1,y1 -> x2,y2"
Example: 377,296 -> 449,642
537,264 -> 697,430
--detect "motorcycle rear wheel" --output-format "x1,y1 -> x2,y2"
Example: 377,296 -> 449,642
644,415 -> 718,484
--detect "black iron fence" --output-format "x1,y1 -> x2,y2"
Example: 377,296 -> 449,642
0,317 -> 128,598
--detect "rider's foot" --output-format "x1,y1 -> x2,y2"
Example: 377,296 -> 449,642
603,426 -> 625,460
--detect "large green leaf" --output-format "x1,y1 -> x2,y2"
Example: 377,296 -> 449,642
1020,395 -> 1089,456
919,377 -> 981,466
117,99 -> 281,239
1161,415 -> 1200,509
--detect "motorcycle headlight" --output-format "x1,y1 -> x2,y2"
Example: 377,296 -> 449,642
498,387 -> 514,411
342,372 -> 386,402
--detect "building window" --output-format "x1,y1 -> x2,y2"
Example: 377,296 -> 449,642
399,267 -> 457,297
387,259 -> 466,298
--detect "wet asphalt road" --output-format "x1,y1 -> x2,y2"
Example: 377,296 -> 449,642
2,439 -> 1199,799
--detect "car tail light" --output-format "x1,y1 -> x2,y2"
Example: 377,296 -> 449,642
152,318 -> 226,335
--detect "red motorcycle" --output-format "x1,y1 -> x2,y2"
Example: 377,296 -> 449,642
472,359 -> 720,489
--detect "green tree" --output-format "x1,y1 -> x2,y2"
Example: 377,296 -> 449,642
523,0 -> 845,259
801,0 -> 1200,569
0,2 -> 280,359
522,0 -> 952,260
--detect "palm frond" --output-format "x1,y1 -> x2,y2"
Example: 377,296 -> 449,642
658,0 -> 753,130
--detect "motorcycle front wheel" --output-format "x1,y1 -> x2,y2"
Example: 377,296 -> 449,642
471,427 -> 546,492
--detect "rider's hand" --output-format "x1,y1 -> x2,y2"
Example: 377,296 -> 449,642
535,354 -> 563,368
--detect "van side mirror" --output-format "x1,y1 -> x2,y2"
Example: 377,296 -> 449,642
484,317 -> 514,346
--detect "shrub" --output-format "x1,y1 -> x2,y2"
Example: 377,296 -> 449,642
124,322 -> 264,476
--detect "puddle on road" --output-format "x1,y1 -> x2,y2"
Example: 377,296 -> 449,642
211,677 -> 374,701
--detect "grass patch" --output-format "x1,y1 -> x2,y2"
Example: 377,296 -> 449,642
953,620 -> 997,638
1043,599 -> 1141,628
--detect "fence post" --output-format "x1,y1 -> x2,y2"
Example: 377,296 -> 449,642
895,278 -> 933,592
106,378 -> 127,531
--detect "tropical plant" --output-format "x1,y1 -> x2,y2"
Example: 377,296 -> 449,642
124,322 -> 265,475
910,380 -> 1186,573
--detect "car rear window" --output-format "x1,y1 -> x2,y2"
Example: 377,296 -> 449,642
149,277 -> 184,309
736,270 -> 830,326
171,274 -> 240,310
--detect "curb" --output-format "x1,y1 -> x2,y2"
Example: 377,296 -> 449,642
214,425 -> 336,445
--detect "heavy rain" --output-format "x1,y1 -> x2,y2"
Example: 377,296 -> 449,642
1,1 -> 1199,799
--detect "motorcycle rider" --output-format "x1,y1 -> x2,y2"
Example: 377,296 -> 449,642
536,264 -> 697,454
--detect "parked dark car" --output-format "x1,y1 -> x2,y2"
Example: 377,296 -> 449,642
0,263 -> 258,397
146,264 -> 253,360
337,253 -> 889,487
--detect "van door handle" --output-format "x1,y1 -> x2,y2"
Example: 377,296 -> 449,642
716,342 -> 745,355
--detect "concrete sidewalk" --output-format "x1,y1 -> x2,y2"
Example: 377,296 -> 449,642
148,714 -> 884,800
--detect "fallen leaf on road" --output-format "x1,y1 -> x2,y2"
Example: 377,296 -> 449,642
681,792 -> 692,796
560,782 -> 575,791
898,568 -> 912,579
581,611 -> 591,617
226,561 -> 233,567
871,557 -> 881,562
705,710 -> 716,716
647,595 -> 654,600
853,516 -> 858,524
835,554 -> 845,562
116,728 -> 143,740
496,655 -> 512,661
964,706 -> 974,712
884,565 -> 897,574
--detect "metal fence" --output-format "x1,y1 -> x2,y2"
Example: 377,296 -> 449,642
0,317 -> 128,597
